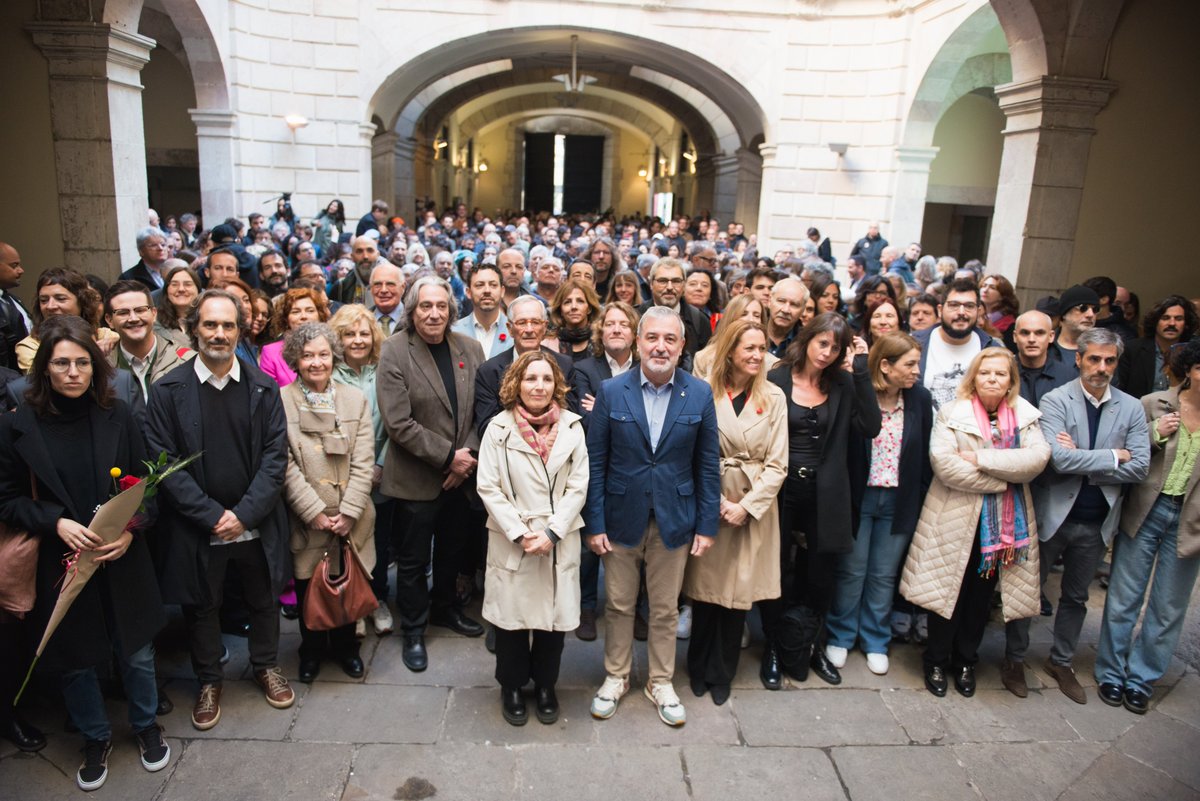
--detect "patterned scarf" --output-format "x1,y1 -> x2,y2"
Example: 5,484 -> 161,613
971,397 -> 1031,578
513,403 -> 560,464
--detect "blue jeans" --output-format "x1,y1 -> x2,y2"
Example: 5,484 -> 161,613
1095,495 -> 1200,696
61,641 -> 158,742
826,487 -> 908,654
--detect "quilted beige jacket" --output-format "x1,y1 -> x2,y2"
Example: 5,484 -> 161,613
900,396 -> 1051,623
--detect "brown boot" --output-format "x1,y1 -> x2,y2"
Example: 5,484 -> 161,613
1044,660 -> 1087,705
191,684 -> 221,730
1000,659 -> 1028,698
576,608 -> 598,641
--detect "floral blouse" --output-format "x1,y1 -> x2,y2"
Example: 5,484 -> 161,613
867,395 -> 905,488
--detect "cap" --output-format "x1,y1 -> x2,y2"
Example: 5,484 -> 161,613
1057,284 -> 1100,314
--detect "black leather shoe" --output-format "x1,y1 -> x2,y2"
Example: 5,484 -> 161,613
810,650 -> 842,686
156,691 -> 174,716
710,684 -> 731,706
760,642 -> 782,690
690,673 -> 708,698
1040,594 -> 1053,616
402,636 -> 427,672
925,665 -> 948,697
430,610 -> 484,638
4,717 -> 47,753
299,658 -> 321,683
485,626 -> 496,654
280,603 -> 300,621
340,655 -> 365,679
954,665 -> 976,697
1123,687 -> 1150,715
1098,682 -> 1124,707
502,688 -> 527,726
534,687 -> 558,725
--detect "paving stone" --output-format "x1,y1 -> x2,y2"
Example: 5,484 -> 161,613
1040,686 -> 1140,742
735,688 -> 907,747
292,684 -> 448,744
276,634 -> 380,685
683,745 -> 846,801
951,741 -> 1107,801
831,744 -> 978,801
164,676 -> 304,741
1114,711 -> 1200,791
1058,750 -> 1200,801
1155,672 -> 1200,728
0,734 -> 180,801
365,634 -> 495,687
343,743 -> 517,801
880,688 -> 1079,744
513,745 -> 689,801
594,684 -> 740,746
440,687 -> 595,745
166,740 -> 352,801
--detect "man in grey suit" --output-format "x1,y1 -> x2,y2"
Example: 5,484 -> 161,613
1003,328 -> 1150,702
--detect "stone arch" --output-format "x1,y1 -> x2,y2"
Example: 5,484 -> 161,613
989,0 -> 1124,83
457,93 -> 672,154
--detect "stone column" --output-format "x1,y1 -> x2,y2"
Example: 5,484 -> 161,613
189,109 -> 236,228
412,140 -> 433,215
29,22 -> 154,278
733,147 -> 762,236
393,138 -> 418,222
755,144 -> 780,251
372,131 -> 401,212
988,77 -> 1116,305
888,146 -> 939,248
357,123 -> 377,214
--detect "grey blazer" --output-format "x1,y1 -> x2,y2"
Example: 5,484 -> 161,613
1032,379 -> 1151,544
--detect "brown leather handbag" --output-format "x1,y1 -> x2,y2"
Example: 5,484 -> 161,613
302,538 -> 378,631
0,471 -> 39,618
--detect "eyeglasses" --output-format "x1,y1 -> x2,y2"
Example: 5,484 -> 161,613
109,305 -> 153,319
48,358 -> 93,373
944,301 -> 980,312
653,277 -> 685,286
511,318 -> 545,329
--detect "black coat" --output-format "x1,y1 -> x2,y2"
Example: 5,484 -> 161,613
145,359 -> 290,605
6,369 -> 146,429
847,383 -> 933,540
1116,337 -> 1162,399
473,346 -> 578,439
0,400 -> 164,673
118,260 -> 160,292
768,358 -> 882,554
572,354 -> 621,430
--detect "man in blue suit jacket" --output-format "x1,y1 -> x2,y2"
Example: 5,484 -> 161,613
583,306 -> 720,727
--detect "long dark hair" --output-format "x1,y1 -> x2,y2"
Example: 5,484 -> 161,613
851,275 -> 897,321
785,311 -> 852,392
1144,294 -> 1199,343
25,316 -> 115,415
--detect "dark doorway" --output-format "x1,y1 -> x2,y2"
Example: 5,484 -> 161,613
523,133 -> 554,212
146,166 -> 201,223
562,135 -> 603,213
920,202 -> 993,263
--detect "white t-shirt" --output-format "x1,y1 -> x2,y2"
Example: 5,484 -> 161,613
924,331 -> 981,411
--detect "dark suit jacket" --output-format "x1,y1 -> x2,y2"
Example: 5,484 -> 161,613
572,354 -> 625,430
473,345 -> 578,440
583,367 -> 720,549
119,260 -> 160,292
1116,337 -> 1162,399
637,300 -> 711,371
377,330 -> 485,501
146,358 -> 290,605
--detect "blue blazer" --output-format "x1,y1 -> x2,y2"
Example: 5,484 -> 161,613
451,312 -> 512,361
583,368 -> 720,549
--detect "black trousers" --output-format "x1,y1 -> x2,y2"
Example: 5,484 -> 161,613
687,602 -> 746,688
923,533 -> 998,670
397,488 -> 468,634
294,578 -> 359,661
370,498 -> 399,602
493,628 -> 565,691
183,539 -> 279,684
760,475 -> 837,638
0,612 -> 32,724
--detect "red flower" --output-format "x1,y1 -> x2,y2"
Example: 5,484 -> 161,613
458,361 -> 465,368
756,408 -> 763,415
118,475 -> 142,491
499,333 -> 507,342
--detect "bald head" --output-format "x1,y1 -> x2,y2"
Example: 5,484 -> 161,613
1013,310 -> 1055,367
0,242 -> 22,291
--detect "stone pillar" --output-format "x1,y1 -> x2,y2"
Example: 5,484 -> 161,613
412,140 -> 433,216
755,144 -> 780,251
372,131 -> 401,212
888,146 -> 939,248
393,137 -> 418,222
693,155 -> 717,218
733,147 -> 762,236
189,109 -> 236,228
357,123 -> 377,214
29,22 -> 154,278
989,77 -> 1116,305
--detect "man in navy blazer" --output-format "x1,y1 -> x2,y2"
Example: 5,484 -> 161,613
583,306 -> 720,727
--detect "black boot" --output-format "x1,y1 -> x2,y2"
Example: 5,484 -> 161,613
760,641 -> 782,690
808,621 -> 842,686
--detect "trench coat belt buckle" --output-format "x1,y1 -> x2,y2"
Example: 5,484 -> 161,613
794,466 -> 817,480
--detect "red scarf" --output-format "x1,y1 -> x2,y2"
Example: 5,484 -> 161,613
513,403 -> 560,463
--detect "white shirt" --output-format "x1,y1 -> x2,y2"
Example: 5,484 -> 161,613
192,357 -> 259,545
923,330 -> 981,411
469,314 -> 504,358
120,337 -> 159,401
606,351 -> 633,377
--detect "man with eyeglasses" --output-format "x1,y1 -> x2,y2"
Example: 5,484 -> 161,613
119,227 -> 171,291
103,281 -> 193,402
912,277 -> 1001,411
637,258 -> 711,371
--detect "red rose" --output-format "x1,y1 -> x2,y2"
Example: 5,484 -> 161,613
118,475 -> 142,491
499,333 -> 507,342
458,362 -> 465,368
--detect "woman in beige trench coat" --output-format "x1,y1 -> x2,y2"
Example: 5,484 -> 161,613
683,319 -> 788,705
280,323 -> 377,684
476,351 -> 589,727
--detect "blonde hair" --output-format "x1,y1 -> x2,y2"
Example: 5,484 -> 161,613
706,318 -> 769,411
329,303 -> 383,365
956,346 -> 1022,407
590,301 -> 640,357
716,293 -> 767,332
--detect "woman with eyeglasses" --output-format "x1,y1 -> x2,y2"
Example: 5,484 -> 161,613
849,276 -> 899,334
758,313 -> 881,689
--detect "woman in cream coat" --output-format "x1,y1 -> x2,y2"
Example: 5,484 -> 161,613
476,351 -> 590,727
683,319 -> 787,705
280,323 -> 376,683
901,347 -> 1050,699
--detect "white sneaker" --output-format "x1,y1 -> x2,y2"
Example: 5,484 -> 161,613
866,652 -> 889,675
372,604 -> 394,636
590,675 -> 629,720
676,604 -> 692,639
741,621 -> 751,649
825,645 -> 848,669
644,682 -> 686,726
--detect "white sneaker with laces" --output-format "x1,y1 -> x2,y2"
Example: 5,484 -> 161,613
644,682 -> 686,726
372,604 -> 395,636
825,645 -> 848,668
676,604 -> 693,639
590,675 -> 629,719
866,653 -> 889,675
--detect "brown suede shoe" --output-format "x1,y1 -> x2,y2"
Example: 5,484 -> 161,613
254,667 -> 295,709
1000,659 -> 1028,698
576,608 -> 598,641
191,684 -> 221,731
1044,660 -> 1087,705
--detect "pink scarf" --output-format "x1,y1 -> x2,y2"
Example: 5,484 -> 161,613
513,403 -> 560,463
970,396 -> 1031,577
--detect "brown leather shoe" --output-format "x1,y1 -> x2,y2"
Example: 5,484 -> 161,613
191,684 -> 221,730
1000,659 -> 1028,698
254,667 -> 295,709
576,608 -> 598,641
1044,660 -> 1087,705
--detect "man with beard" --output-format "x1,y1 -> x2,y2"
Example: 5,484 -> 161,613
1001,328 -> 1149,702
257,250 -> 288,299
584,237 -> 618,299
332,236 -> 386,306
103,281 -> 193,401
451,263 -> 510,360
637,258 -> 710,370
912,278 -> 1001,411
1117,294 -> 1198,398
1050,285 -> 1100,366
765,276 -> 809,359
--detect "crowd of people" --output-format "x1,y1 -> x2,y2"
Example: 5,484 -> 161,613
0,199 -> 1197,793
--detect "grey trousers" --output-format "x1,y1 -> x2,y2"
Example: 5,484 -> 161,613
1006,519 -> 1108,666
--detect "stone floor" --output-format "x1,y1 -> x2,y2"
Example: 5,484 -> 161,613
2,579 -> 1200,801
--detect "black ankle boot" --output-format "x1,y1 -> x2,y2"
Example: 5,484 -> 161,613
760,641 -> 782,690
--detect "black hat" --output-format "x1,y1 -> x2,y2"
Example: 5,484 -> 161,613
1056,285 -> 1100,315
211,223 -> 239,244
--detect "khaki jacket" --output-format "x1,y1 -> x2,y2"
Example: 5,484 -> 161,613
281,382 -> 377,580
1121,388 -> 1200,557
683,384 -> 787,609
109,334 -> 194,389
901,396 -> 1050,622
476,408 -> 589,631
